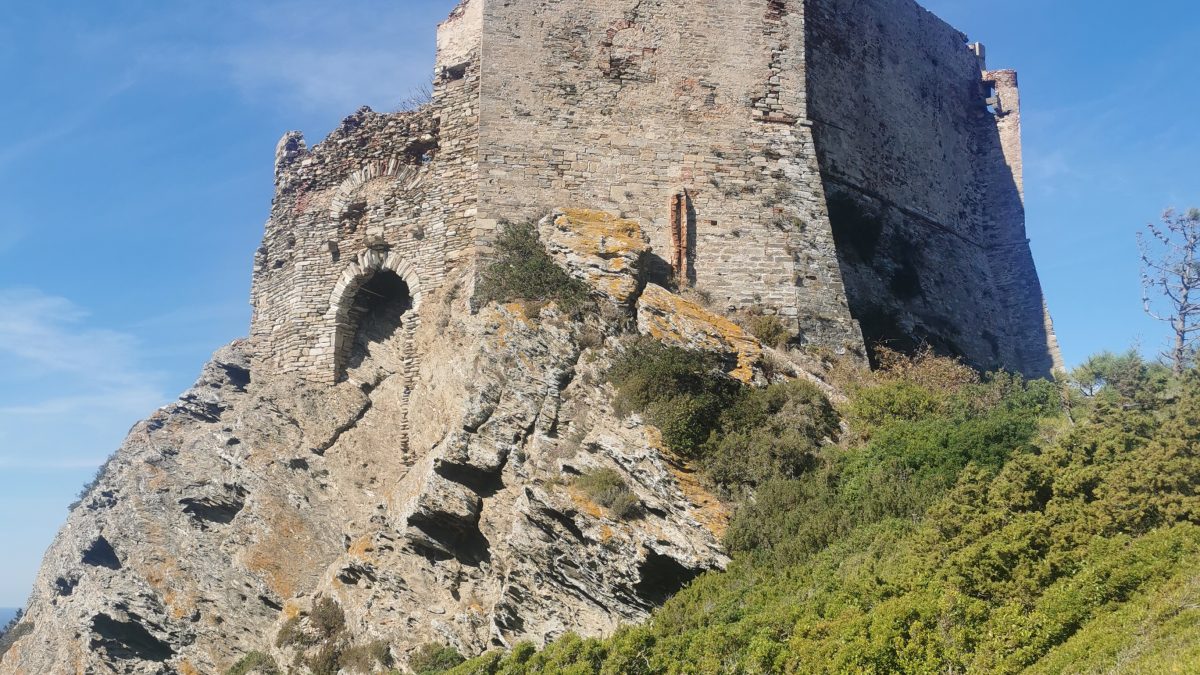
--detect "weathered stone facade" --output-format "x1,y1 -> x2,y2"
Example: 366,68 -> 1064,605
249,2 -> 482,383
249,0 -> 1060,385
803,0 -> 1061,374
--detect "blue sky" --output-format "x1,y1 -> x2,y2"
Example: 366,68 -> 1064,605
0,1 -> 1195,608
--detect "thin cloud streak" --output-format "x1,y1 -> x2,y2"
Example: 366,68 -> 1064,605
0,288 -> 168,470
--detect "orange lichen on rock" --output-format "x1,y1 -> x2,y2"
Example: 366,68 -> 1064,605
137,520 -> 200,621
636,283 -> 762,382
668,462 -> 730,539
556,208 -> 647,258
348,535 -> 377,564
644,426 -> 730,538
567,487 -> 607,520
539,208 -> 649,305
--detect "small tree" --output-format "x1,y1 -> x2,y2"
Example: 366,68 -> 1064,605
1,609 -> 22,637
1139,208 -> 1200,373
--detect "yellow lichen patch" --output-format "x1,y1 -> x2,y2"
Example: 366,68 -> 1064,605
282,599 -> 303,621
502,301 -> 529,319
669,462 -> 730,539
544,208 -> 649,305
604,275 -> 633,301
178,661 -> 202,675
600,524 -> 615,542
637,284 -> 762,383
556,208 -> 647,259
567,487 -> 606,520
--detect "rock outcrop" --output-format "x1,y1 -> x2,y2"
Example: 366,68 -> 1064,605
637,284 -> 763,384
0,211 -> 744,675
538,208 -> 650,309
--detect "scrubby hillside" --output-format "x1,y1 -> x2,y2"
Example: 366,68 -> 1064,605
449,351 -> 1200,674
4,208 -> 1193,674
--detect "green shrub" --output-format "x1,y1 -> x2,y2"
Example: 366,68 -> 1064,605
727,371 -> 1058,565
339,640 -> 393,672
575,468 -> 640,520
847,378 -> 943,432
702,380 -> 839,494
307,642 -> 342,675
310,596 -> 345,640
745,313 -> 789,348
1070,349 -> 1172,407
274,616 -> 308,648
608,338 -> 741,457
225,651 -> 282,675
477,221 -> 592,315
410,642 -> 466,674
609,338 -> 844,495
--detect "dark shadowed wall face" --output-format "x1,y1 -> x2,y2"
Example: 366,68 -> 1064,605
805,0 -> 1056,376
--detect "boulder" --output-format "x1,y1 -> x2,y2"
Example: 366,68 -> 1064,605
538,208 -> 649,307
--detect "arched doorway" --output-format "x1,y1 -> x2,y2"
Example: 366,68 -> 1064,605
335,269 -> 413,381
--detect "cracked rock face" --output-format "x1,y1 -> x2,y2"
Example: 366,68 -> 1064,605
1,250 -> 731,673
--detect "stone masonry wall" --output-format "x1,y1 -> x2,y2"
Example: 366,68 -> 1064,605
475,0 -> 862,353
804,0 -> 1055,376
248,0 -> 1060,382
249,29 -> 481,383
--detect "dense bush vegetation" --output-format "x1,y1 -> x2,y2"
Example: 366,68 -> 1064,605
442,350 -> 1200,673
742,313 -> 789,349
608,338 -> 740,457
226,651 -> 281,675
410,643 -> 467,674
608,337 -> 839,496
477,221 -> 592,315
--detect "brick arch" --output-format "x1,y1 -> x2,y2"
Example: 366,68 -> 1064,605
327,248 -> 423,379
328,161 -> 423,220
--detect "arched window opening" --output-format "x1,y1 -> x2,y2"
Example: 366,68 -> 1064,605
338,270 -> 413,381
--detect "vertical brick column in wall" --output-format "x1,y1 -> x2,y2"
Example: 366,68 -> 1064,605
669,192 -> 692,287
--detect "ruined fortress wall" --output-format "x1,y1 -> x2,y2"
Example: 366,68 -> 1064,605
249,41 -> 481,381
246,0 -> 1058,381
804,0 -> 1054,376
475,0 -> 861,351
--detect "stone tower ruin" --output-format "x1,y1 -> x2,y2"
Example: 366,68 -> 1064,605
250,0 -> 1062,385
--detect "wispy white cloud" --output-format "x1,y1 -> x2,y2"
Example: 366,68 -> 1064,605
0,289 -> 157,386
222,45 -> 430,114
0,288 -> 168,469
210,1 -> 441,113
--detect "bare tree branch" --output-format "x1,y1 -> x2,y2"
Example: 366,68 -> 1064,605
1140,207 -> 1200,373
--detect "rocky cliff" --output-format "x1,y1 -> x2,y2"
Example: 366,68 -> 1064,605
0,211 -> 753,675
